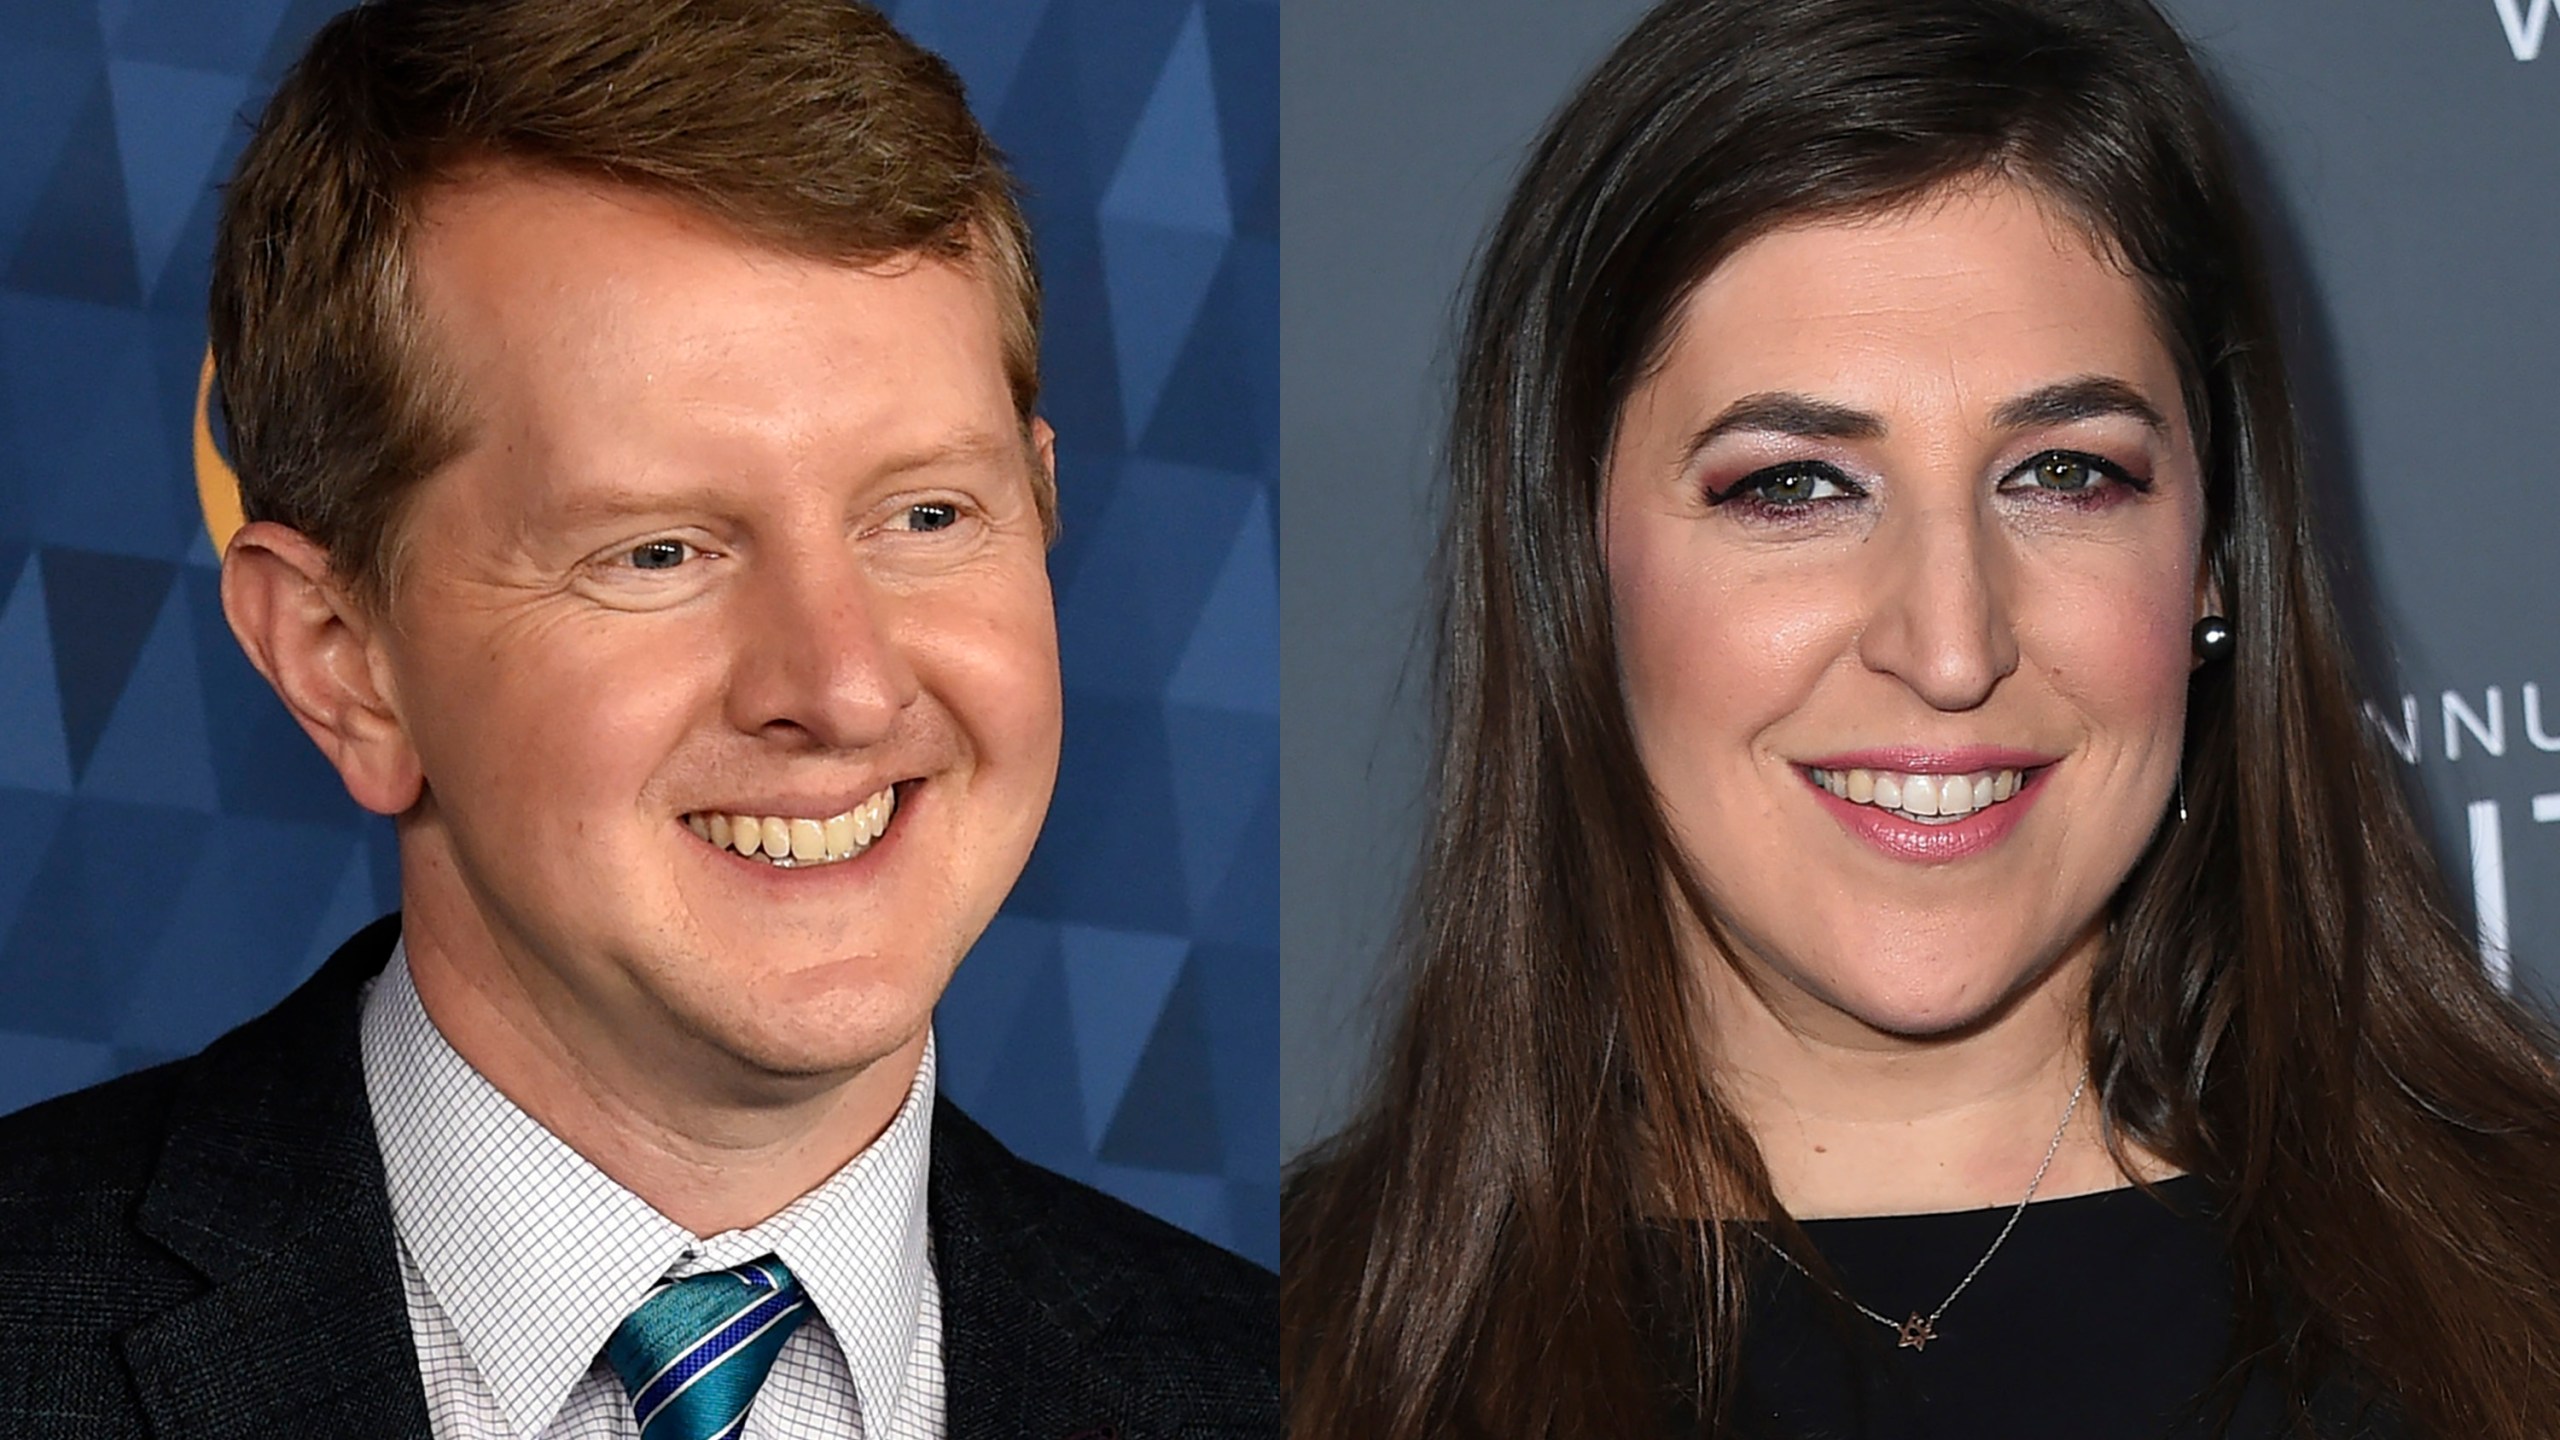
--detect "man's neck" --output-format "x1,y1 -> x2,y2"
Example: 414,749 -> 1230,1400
400,910 -> 924,1236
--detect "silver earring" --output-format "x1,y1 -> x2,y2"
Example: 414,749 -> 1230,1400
2176,769 -> 2188,825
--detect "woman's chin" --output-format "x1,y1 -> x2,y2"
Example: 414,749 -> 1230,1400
1838,991 -> 2013,1041
1775,955 -> 2066,1043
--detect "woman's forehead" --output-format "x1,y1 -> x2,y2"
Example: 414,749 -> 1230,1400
1650,181 -> 2178,423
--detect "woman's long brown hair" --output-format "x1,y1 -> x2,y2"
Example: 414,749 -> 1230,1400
1282,1 -> 2560,1434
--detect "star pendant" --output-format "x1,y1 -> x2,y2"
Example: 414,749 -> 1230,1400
1896,1314 -> 1937,1351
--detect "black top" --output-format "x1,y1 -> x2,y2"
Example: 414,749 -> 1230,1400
1676,1178 -> 2400,1440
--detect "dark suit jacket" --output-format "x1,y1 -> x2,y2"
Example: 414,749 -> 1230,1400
0,915 -> 1277,1438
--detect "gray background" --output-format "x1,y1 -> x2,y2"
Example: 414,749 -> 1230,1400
1279,0 -> 2560,1157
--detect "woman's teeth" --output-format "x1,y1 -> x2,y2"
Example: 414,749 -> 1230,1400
1808,766 -> 2024,824
683,786 -> 898,868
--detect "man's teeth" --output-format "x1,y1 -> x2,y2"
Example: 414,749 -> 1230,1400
1809,767 -> 2024,824
683,787 -> 898,868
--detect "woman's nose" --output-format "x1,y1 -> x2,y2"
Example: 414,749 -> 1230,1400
1854,503 -> 2020,711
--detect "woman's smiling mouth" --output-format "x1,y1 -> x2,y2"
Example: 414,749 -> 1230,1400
1794,756 -> 2058,862
1807,765 -> 2030,825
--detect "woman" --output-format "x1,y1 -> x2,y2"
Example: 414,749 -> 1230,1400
1282,0 -> 2560,1436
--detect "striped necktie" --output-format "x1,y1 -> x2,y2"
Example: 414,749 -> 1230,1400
604,1256 -> 811,1440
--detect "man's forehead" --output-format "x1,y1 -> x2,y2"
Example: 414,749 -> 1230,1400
405,164 -> 1003,363
400,166 -> 1018,479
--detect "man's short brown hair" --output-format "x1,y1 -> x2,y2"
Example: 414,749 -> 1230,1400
210,0 -> 1044,611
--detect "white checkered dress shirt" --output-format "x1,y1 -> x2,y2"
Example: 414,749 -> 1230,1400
359,945 -> 947,1439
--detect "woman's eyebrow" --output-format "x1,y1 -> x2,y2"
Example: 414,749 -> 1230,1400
1681,376 -> 2167,467
1681,392 -> 1885,465
1989,375 -> 2168,434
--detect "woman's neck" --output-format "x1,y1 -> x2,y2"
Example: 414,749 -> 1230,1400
1697,934 -> 2167,1219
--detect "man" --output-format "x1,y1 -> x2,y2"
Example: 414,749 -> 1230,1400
0,2 -> 1275,1436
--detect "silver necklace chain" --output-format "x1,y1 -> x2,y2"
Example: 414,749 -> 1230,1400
1756,1067 -> 2091,1351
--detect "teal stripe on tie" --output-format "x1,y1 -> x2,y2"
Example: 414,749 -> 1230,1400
605,1257 -> 810,1440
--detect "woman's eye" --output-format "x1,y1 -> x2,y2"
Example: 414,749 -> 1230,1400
2003,451 -> 2125,497
624,539 -> 695,571
900,502 -> 961,533
1711,462 -> 1855,509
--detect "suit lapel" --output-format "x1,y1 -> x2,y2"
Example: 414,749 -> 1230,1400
933,1101 -> 1138,1440
121,916 -> 432,1440
109,927 -> 1217,1439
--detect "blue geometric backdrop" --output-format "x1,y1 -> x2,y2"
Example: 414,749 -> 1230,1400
0,0 -> 1277,1266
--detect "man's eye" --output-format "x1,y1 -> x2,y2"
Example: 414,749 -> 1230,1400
624,539 -> 695,571
901,502 -> 961,533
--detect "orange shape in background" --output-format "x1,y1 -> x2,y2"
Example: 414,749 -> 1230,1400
194,348 -> 244,556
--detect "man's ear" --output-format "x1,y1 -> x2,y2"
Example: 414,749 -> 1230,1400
1031,416 -> 1056,475
220,521 -> 424,815
1030,416 -> 1059,547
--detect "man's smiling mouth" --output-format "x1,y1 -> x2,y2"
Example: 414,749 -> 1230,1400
682,785 -> 899,868
1807,765 -> 2036,826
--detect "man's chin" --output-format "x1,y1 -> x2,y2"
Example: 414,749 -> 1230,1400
667,976 -> 938,1085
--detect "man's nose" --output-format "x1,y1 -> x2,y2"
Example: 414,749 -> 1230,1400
1853,500 -> 2019,711
725,550 -> 919,748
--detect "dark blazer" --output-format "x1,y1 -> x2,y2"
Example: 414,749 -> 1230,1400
0,915 -> 1277,1438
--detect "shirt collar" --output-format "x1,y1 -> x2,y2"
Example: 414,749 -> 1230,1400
360,941 -> 936,1436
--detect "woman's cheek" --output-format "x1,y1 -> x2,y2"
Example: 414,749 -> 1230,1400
2023,559 -> 2197,720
